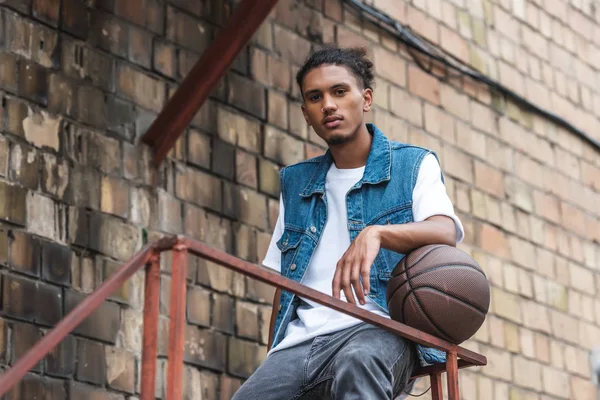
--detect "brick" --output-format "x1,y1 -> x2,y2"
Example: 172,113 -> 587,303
268,90 -> 289,130
478,223 -> 509,258
288,102 -> 309,140
542,365 -> 570,398
408,64 -> 440,105
228,338 -> 264,379
100,176 -> 130,219
229,72 -> 267,119
12,322 -> 42,372
569,263 -> 595,295
273,25 -> 311,66
560,202 -> 586,237
105,346 -> 135,393
45,334 -> 75,378
89,212 -> 141,260
62,0 -> 90,39
166,6 -> 211,53
492,287 -> 521,323
0,52 -> 19,93
180,204 -> 205,242
66,166 -> 100,210
211,291 -> 234,334
389,87 -> 423,127
127,25 -> 152,68
234,222 -> 257,262
9,231 -> 41,276
441,145 -> 473,183
550,309 -> 579,344
211,140 -> 235,180
65,290 -> 120,342
77,338 -> 106,385
264,126 -> 304,165
60,38 -> 113,91
186,130 -> 210,169
187,286 -> 211,328
216,108 -> 261,152
2,274 -> 62,325
236,301 -> 260,341
570,375 -> 595,400
41,241 -> 71,286
41,154 -> 69,200
117,64 -> 165,112
7,374 -> 66,400
474,161 -> 504,198
512,356 -> 542,391
373,47 -> 406,87
256,230 -> 273,264
184,325 -> 227,372
481,345 -> 512,381
21,110 -> 61,153
440,84 -> 470,121
9,143 -> 39,193
70,255 -> 95,294
100,258 -> 138,306
47,73 -> 76,117
236,150 -> 258,189
223,185 -> 268,230
152,39 -> 175,78
581,160 -> 600,191
259,158 -> 281,198
533,190 -> 561,223
176,167 -> 222,212
204,212 -> 233,252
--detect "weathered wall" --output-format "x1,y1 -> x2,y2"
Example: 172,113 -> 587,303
0,0 -> 598,399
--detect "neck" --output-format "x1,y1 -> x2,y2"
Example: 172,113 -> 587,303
329,123 -> 372,169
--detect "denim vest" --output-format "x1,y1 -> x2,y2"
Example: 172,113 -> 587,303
272,123 -> 447,366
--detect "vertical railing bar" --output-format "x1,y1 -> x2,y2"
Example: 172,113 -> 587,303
446,351 -> 460,400
166,242 -> 188,400
141,251 -> 161,400
430,372 -> 444,400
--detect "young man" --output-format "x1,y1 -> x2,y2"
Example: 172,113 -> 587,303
233,45 -> 464,399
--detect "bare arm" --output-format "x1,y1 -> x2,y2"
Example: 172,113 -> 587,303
332,215 -> 457,305
375,215 -> 457,254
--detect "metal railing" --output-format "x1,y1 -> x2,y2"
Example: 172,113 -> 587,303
0,235 -> 486,399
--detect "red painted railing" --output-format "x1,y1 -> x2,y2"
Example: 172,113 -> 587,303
0,235 -> 486,399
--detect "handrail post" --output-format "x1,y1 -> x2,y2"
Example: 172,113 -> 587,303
430,372 -> 443,400
141,251 -> 161,400
167,240 -> 188,400
446,351 -> 460,400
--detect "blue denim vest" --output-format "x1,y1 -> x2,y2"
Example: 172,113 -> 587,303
272,123 -> 446,366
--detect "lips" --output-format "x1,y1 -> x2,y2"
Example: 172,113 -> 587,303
323,115 -> 342,129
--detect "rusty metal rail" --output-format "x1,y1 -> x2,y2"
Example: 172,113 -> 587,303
0,235 -> 486,399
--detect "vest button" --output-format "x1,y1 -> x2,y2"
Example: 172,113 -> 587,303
278,304 -> 282,311
290,263 -> 297,271
310,226 -> 316,233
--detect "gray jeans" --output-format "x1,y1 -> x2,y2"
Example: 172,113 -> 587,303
232,323 -> 418,400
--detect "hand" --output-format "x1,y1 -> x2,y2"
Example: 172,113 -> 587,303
332,226 -> 381,305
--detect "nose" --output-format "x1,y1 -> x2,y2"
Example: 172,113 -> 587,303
322,94 -> 337,113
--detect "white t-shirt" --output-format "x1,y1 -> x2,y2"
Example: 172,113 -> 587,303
262,154 -> 464,356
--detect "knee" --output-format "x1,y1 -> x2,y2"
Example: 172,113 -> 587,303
335,347 -> 386,377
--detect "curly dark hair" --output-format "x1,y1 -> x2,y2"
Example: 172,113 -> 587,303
295,44 -> 375,94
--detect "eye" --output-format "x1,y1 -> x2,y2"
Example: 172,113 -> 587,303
309,94 -> 321,102
334,88 -> 347,96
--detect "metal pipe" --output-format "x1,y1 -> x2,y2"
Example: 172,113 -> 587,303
142,0 -> 281,166
166,241 -> 188,400
141,252 -> 161,400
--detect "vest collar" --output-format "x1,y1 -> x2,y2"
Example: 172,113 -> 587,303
300,123 -> 392,197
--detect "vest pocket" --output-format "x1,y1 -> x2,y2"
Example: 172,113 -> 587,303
276,229 -> 303,277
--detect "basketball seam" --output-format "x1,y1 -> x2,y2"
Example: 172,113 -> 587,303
393,244 -> 446,277
403,259 -> 455,343
387,264 -> 488,307
409,286 -> 488,315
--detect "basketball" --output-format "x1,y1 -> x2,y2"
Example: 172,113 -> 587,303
386,244 -> 490,344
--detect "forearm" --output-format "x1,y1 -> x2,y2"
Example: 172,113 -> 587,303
372,215 -> 457,254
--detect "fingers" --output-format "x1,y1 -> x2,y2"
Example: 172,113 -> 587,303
351,262 -> 366,305
332,260 -> 343,299
361,263 -> 370,297
341,261 -> 356,305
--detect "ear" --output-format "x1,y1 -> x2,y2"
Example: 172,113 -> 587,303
301,103 -> 311,126
362,88 -> 373,112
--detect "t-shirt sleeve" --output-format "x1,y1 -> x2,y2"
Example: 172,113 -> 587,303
261,194 -> 284,273
412,153 -> 465,244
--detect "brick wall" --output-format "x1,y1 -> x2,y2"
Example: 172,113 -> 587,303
0,0 -> 598,399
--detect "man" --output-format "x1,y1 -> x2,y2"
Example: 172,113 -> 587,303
233,45 -> 463,399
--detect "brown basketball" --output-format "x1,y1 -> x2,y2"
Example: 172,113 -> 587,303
386,244 -> 490,344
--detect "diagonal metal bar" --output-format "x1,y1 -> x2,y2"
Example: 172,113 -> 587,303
142,0 -> 280,166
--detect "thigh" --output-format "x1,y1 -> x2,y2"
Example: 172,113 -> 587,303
331,324 -> 418,393
232,344 -> 309,400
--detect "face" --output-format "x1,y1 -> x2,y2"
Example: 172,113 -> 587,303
301,65 -> 373,146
